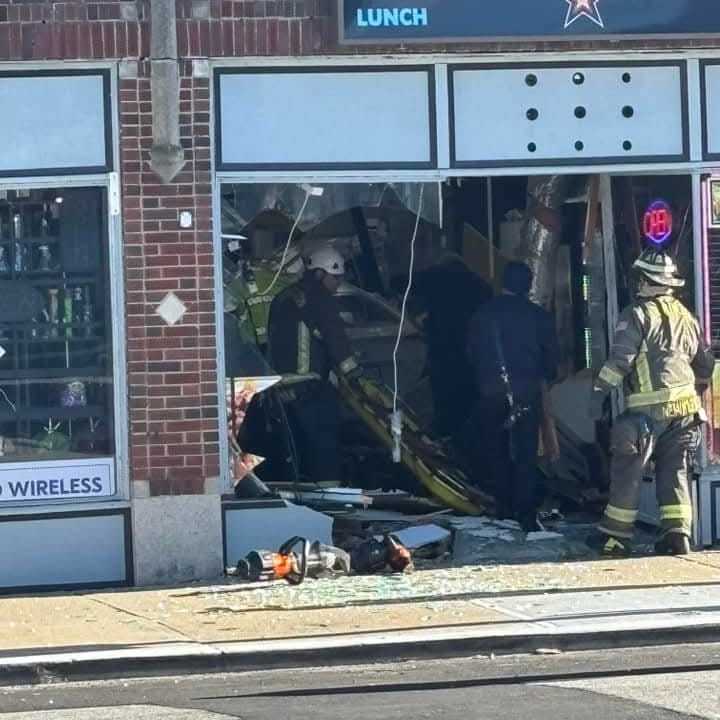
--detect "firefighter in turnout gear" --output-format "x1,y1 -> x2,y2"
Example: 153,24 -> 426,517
268,246 -> 361,486
590,249 -> 714,556
225,254 -> 304,353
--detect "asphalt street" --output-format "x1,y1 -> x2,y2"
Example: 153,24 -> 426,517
2,643 -> 720,719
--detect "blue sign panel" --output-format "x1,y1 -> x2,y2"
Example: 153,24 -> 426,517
340,0 -> 720,43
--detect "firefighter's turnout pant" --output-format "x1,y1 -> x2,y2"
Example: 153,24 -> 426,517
599,413 -> 700,540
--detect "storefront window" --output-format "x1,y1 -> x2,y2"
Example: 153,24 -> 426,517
220,181 -> 441,301
220,180 -> 440,378
0,187 -> 114,462
220,181 -> 440,492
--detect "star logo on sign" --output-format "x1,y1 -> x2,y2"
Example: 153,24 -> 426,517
564,0 -> 604,28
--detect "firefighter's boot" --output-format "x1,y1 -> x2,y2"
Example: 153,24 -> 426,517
654,532 -> 691,556
587,531 -> 633,557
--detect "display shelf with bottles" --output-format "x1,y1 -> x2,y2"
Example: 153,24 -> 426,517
0,188 -> 114,460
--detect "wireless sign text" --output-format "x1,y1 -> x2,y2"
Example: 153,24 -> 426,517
0,459 -> 115,503
3,477 -> 104,499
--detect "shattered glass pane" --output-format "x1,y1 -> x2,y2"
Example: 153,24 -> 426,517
221,182 -> 440,237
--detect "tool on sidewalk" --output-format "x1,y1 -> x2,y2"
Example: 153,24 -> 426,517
235,536 -> 351,585
351,534 -> 414,574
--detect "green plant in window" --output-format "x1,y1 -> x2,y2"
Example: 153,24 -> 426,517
32,419 -> 70,454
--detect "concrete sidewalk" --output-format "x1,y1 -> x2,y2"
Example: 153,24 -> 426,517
2,552 -> 720,684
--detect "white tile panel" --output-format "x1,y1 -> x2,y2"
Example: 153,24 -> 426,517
0,72 -> 109,174
451,64 -> 686,166
223,502 -> 332,567
0,510 -> 129,590
698,466 -> 720,546
218,68 -> 435,168
703,63 -> 720,158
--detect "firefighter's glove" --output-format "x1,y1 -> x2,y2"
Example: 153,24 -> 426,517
346,364 -> 364,381
589,389 -> 607,421
340,356 -> 363,381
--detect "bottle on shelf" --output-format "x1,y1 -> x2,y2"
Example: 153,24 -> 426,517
61,379 -> 87,408
13,213 -> 25,273
81,286 -> 94,337
63,288 -> 74,338
48,201 -> 61,236
47,288 -> 60,339
71,286 -> 84,334
37,244 -> 53,272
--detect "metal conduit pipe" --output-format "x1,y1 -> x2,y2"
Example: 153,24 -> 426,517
149,0 -> 186,183
516,175 -> 571,309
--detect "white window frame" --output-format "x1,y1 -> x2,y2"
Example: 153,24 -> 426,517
0,62 -> 128,513
211,52 -> 712,487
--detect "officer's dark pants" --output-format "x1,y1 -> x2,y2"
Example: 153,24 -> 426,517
599,413 -> 700,540
285,382 -> 341,486
430,363 -> 474,437
429,347 -> 475,439
470,393 -> 542,529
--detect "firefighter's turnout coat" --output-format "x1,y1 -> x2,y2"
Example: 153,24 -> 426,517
226,267 -> 296,348
595,294 -> 713,421
268,274 -> 358,381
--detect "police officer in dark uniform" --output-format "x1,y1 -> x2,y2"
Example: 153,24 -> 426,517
268,246 -> 360,486
466,261 -> 560,531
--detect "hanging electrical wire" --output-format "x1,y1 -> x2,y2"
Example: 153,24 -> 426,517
258,185 -> 323,296
390,184 -> 424,462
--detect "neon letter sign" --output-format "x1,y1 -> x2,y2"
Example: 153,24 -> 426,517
643,200 -> 673,246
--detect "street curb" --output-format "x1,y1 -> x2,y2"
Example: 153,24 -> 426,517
3,621 -> 720,686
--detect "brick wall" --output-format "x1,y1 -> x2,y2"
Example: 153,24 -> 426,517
0,1 -> 149,60
121,60 -> 219,495
0,1 -> 333,61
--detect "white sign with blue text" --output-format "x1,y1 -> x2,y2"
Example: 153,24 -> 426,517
0,458 -> 115,503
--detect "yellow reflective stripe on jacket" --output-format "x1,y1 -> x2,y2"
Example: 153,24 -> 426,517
626,383 -> 697,408
604,504 -> 638,524
297,322 -> 310,374
662,396 -> 701,419
659,504 -> 693,521
246,295 -> 273,308
657,295 -> 690,324
599,365 -> 624,387
635,343 -> 653,394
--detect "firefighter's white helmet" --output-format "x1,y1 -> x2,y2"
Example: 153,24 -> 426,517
306,246 -> 345,276
285,254 -> 305,274
632,249 -> 685,288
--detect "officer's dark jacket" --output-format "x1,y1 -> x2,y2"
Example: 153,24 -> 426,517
267,274 -> 357,380
467,293 -> 559,399
412,261 -> 493,360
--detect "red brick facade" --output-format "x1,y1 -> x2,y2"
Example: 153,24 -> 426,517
1,0 -> 717,496
0,1 -> 335,61
121,62 -> 219,495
